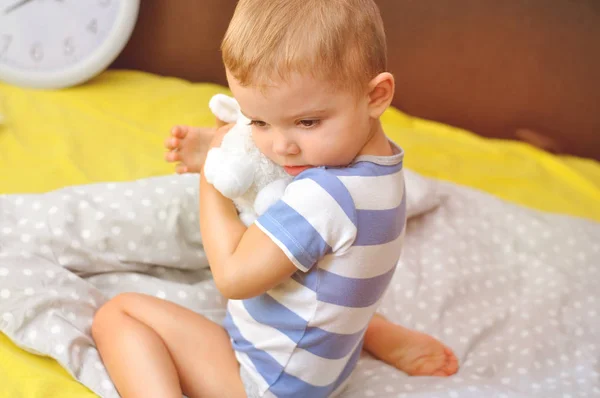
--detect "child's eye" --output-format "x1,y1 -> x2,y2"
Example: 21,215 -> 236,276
248,120 -> 267,128
298,119 -> 320,128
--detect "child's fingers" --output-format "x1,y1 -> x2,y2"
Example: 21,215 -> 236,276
164,136 -> 178,150
164,150 -> 181,162
175,164 -> 189,174
170,125 -> 188,138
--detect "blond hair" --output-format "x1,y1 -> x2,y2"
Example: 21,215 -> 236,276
221,0 -> 387,94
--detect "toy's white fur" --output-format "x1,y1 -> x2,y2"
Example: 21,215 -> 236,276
205,94 -> 292,226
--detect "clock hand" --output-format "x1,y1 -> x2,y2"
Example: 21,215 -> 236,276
4,0 -> 35,15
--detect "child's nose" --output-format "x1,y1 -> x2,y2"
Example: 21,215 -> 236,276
272,133 -> 299,156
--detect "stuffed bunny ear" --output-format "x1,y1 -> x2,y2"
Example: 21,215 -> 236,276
209,94 -> 241,124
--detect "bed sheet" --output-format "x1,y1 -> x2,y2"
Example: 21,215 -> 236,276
1,172 -> 598,398
1,71 -> 599,397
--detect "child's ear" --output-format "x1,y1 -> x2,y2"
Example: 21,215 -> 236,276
367,72 -> 395,118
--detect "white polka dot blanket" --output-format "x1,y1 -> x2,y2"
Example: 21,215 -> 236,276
0,171 -> 598,398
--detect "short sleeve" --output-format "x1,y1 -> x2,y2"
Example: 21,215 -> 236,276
255,169 -> 357,272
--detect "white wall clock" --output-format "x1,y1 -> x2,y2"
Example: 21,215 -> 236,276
0,0 -> 140,89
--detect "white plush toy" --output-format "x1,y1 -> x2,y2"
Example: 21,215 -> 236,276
204,94 -> 293,226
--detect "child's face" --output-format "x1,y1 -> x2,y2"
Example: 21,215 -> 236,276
227,71 -> 373,176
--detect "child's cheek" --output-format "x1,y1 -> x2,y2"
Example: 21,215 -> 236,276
252,133 -> 273,157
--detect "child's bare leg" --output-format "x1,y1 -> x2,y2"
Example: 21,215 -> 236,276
363,314 -> 459,377
92,293 -> 245,398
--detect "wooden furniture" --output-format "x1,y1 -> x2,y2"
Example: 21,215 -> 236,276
111,0 -> 600,159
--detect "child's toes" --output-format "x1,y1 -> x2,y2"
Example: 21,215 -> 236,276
444,348 -> 459,375
432,347 -> 459,376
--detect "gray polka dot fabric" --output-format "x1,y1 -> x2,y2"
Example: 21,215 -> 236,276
1,172 -> 599,398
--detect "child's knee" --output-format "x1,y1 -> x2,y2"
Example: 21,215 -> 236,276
91,293 -> 137,340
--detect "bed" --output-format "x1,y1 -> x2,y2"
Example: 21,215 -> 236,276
1,1 -> 599,397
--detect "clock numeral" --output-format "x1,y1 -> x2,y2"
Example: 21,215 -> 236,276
30,42 -> 44,63
1,35 -> 12,55
98,0 -> 110,7
64,37 -> 75,56
87,19 -> 98,34
3,0 -> 35,15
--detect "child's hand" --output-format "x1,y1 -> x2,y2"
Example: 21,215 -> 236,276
208,123 -> 234,150
164,126 -> 217,174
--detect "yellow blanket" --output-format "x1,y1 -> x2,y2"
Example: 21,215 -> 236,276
1,71 -> 599,397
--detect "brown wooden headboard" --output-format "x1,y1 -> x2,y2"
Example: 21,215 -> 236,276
111,0 -> 600,160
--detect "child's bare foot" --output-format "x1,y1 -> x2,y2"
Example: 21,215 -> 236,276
364,314 -> 459,377
164,125 -> 216,174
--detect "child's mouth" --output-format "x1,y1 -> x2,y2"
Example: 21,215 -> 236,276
283,165 -> 311,176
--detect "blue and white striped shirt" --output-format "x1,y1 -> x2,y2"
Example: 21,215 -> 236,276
224,143 -> 406,397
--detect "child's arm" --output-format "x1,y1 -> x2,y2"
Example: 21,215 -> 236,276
197,127 -> 297,299
199,172 -> 298,299
199,130 -> 356,299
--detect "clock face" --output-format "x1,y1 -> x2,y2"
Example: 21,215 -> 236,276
0,0 -> 139,88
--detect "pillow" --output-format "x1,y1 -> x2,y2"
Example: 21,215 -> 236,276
405,169 -> 444,219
